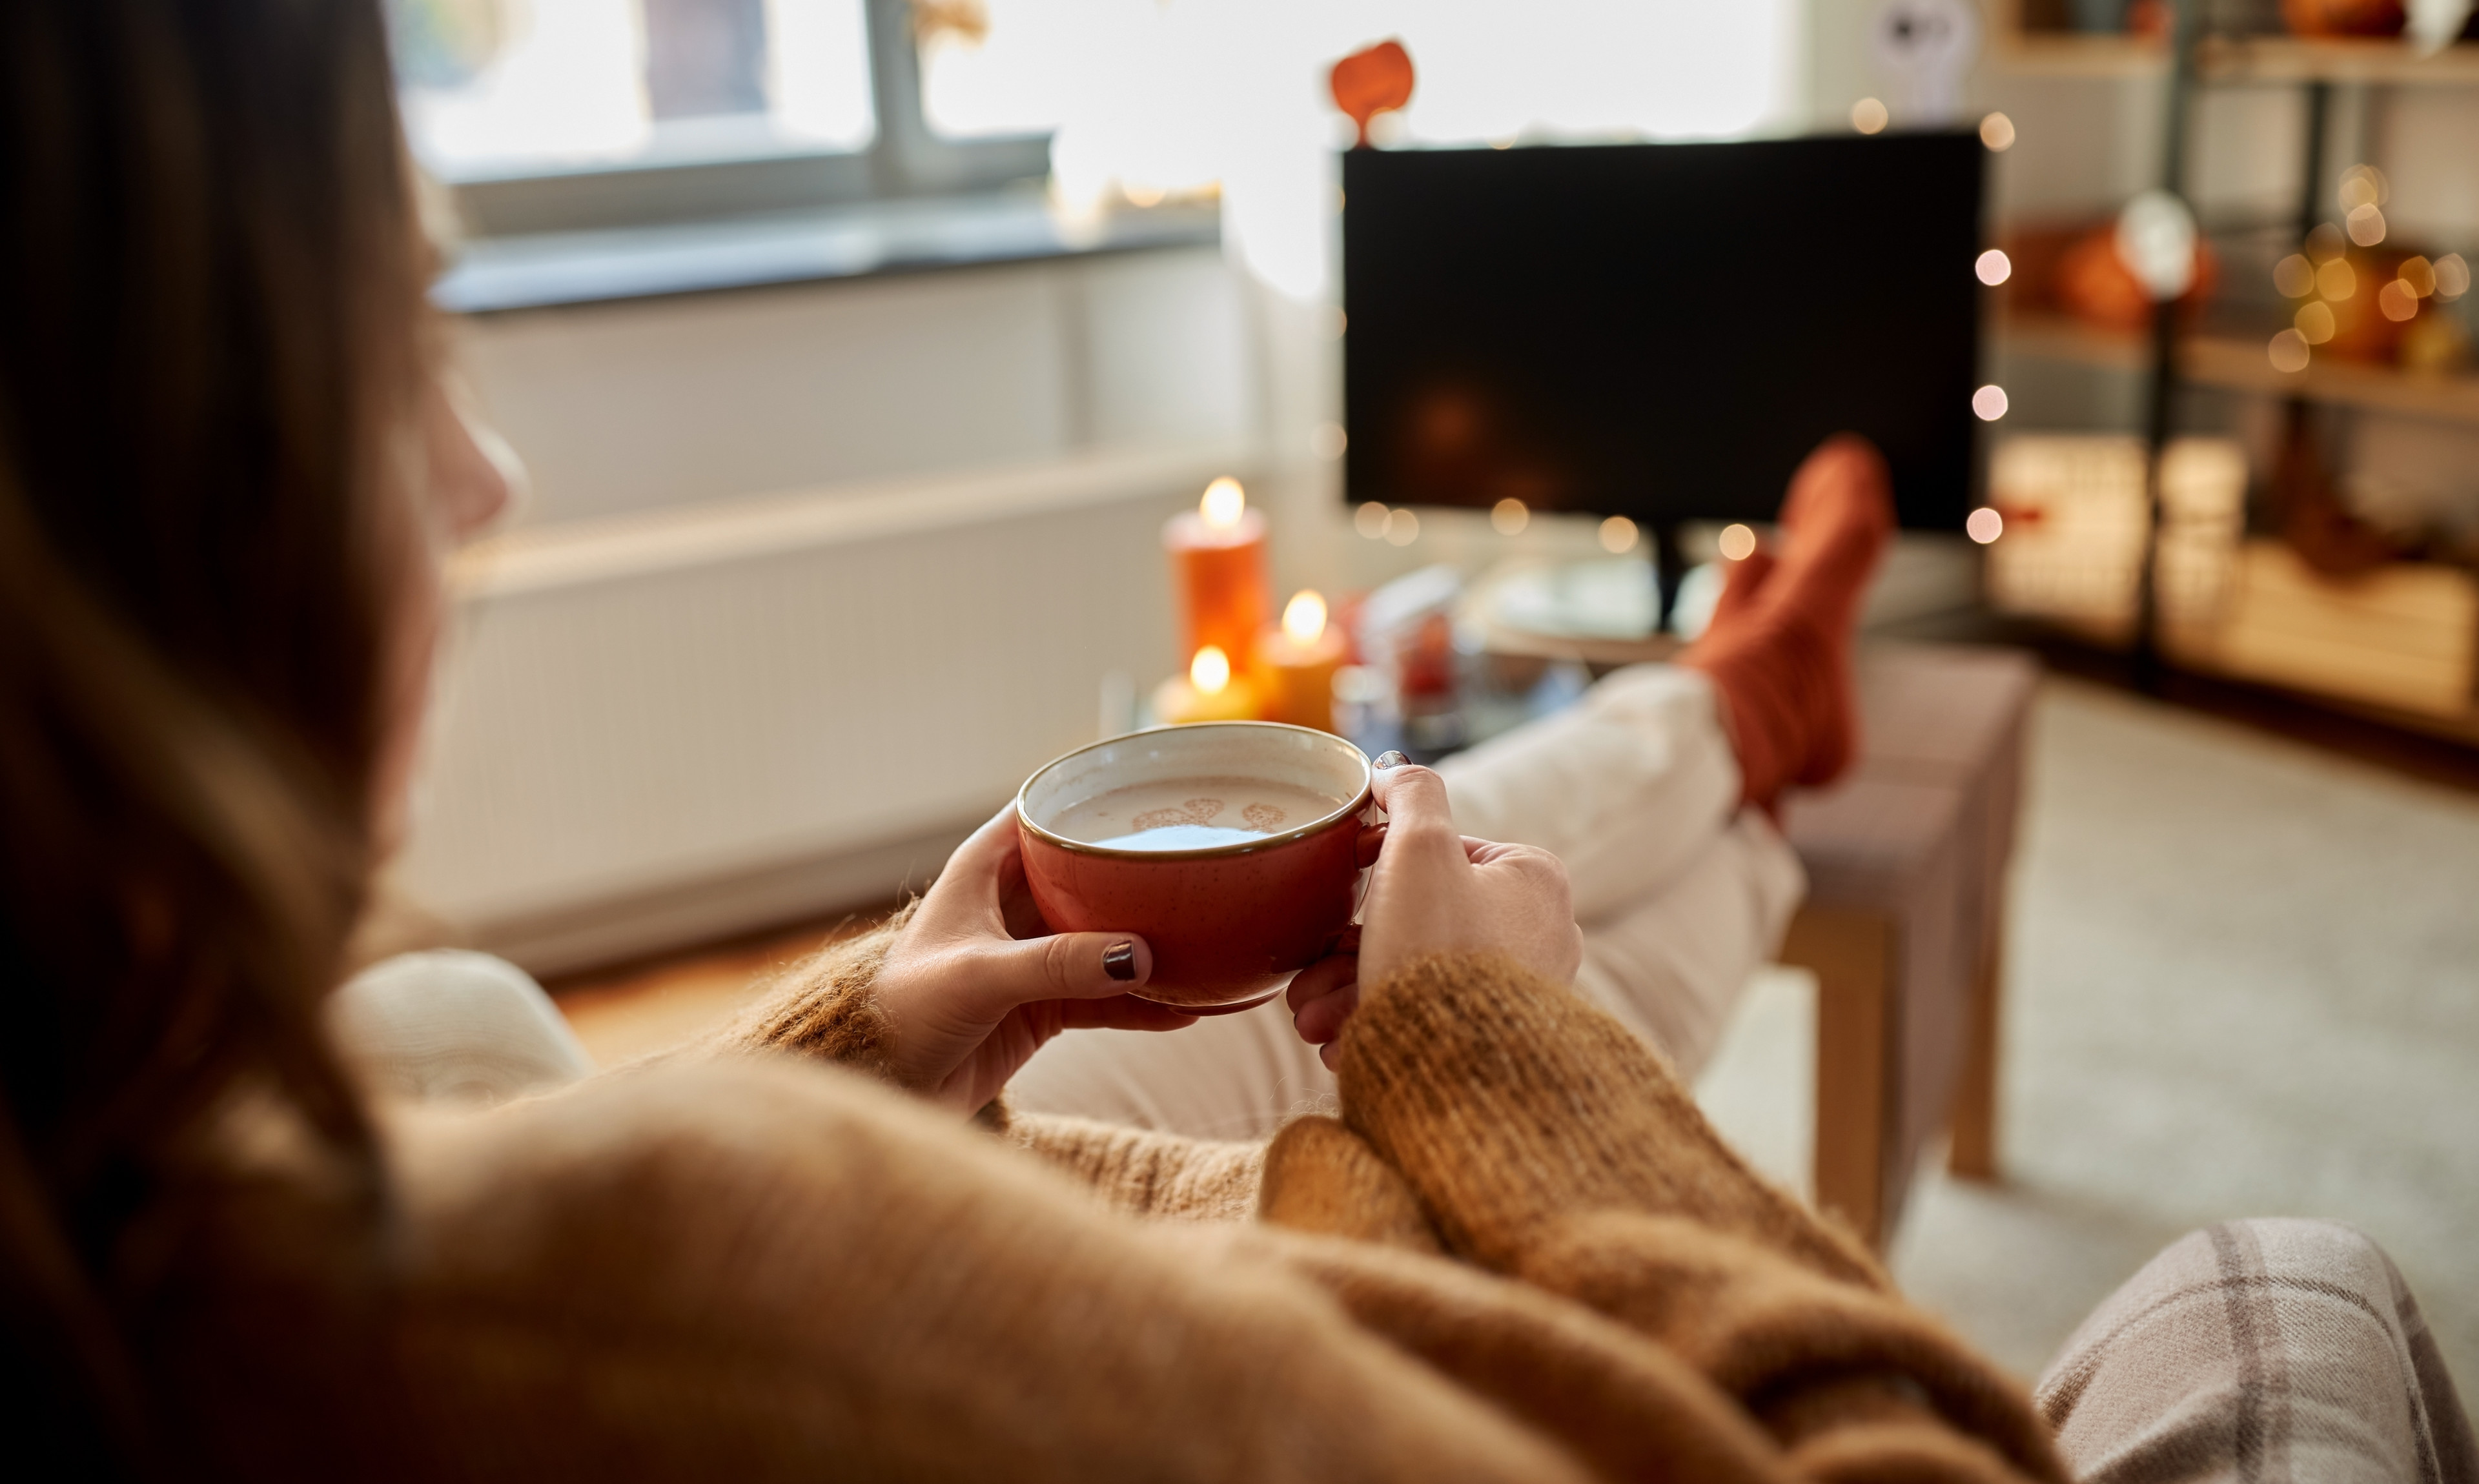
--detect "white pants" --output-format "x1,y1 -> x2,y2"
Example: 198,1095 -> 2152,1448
1008,666 -> 1807,1141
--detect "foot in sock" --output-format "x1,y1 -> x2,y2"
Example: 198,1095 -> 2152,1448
1702,546 -> 1776,635
1681,435 -> 1892,809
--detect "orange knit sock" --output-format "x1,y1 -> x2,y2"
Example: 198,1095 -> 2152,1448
1680,435 -> 1892,809
1702,546 -> 1776,635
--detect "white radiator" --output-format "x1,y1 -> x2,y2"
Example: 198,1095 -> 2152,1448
397,443 -> 1251,973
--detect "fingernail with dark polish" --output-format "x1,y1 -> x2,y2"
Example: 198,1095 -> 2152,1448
1372,750 -> 1407,770
1103,940 -> 1138,981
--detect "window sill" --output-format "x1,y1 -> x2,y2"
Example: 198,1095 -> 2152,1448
434,193 -> 1222,316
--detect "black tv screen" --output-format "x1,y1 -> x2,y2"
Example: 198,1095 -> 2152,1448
1342,134 -> 1985,532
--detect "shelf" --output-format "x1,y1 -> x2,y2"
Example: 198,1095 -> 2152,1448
2183,334 -> 2479,422
1992,33 -> 2167,78
1993,34 -> 2479,85
1997,311 -> 2148,373
1997,311 -> 2479,425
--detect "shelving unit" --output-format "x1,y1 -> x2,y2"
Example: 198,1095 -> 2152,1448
1987,4 -> 2479,744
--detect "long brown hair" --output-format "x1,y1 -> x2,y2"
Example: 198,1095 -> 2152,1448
0,0 -> 427,1469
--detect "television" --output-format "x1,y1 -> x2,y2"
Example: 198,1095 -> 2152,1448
1341,133 -> 1987,544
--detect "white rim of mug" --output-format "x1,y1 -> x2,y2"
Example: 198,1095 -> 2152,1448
1015,721 -> 1376,862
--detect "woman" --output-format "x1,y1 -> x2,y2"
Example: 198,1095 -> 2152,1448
7,5 -> 2461,1483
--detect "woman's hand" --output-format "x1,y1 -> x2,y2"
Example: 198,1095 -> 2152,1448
872,806 -> 1195,1112
1289,755 -> 1581,1067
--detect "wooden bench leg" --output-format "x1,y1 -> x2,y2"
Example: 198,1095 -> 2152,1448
1948,917 -> 2003,1182
1779,908 -> 1895,1252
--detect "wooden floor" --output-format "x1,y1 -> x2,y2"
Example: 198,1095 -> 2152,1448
546,908 -> 892,1066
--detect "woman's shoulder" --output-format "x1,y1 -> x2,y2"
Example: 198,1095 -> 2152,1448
370,1055 -> 1137,1465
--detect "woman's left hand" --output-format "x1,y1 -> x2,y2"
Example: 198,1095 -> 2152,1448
871,805 -> 1196,1112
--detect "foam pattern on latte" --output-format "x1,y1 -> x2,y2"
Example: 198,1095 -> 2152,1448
1050,776 -> 1343,851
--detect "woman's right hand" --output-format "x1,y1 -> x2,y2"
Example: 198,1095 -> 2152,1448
1289,755 -> 1582,1064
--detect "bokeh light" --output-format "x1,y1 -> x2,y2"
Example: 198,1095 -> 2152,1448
1598,514 -> 1639,553
2317,258 -> 2356,301
2437,254 -> 2471,301
1966,507 -> 2003,544
1384,507 -> 1420,546
1972,384 -> 2008,421
1975,249 -> 2012,286
1490,497 -> 1530,535
1354,500 -> 1390,538
2378,281 -> 2418,322
1311,421 -> 1348,459
2268,329 -> 2310,373
2295,301 -> 2336,344
2307,223 -> 2346,263
1979,112 -> 2015,150
2345,204 -> 2387,247
1851,97 -> 1888,135
2399,257 -> 2437,298
1717,522 -> 1757,561
2272,254 -> 2314,298
2337,163 -> 2388,211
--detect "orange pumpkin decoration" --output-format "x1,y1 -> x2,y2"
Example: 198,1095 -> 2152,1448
2280,0 -> 2406,36
2314,248 -> 2420,365
1331,40 -> 1414,148
2055,221 -> 2218,333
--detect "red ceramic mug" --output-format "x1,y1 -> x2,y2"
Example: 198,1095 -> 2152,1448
1015,722 -> 1375,1010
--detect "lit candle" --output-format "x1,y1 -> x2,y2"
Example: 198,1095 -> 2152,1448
1255,589 -> 1348,732
1163,477 -> 1270,679
1154,644 -> 1260,725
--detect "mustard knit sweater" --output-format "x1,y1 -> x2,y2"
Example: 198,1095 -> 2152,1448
153,923 -> 2066,1483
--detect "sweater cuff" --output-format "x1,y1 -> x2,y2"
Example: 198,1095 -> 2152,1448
697,906 -> 915,1084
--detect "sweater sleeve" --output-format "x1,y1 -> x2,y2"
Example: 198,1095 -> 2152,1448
1294,950 -> 2066,1484
688,910 -> 1269,1219
1328,950 -> 1880,1285
691,908 -> 913,1077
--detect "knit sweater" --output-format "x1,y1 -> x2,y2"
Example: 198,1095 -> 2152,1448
147,924 -> 2065,1483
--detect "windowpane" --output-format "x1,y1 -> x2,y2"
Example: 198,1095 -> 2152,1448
392,0 -> 875,181
917,0 -> 1079,139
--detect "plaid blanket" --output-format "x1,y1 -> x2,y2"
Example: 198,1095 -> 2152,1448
2036,1218 -> 2476,1484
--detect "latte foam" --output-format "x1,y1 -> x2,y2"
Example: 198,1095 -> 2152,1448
1046,775 -> 1348,851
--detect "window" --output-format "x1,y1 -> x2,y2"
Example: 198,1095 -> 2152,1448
393,0 -> 1050,236
395,0 -> 1801,251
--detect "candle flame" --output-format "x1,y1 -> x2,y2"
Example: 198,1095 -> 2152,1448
1190,645 -> 1231,695
1282,589 -> 1328,645
1200,477 -> 1245,530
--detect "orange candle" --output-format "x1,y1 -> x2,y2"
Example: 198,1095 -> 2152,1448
1255,590 -> 1347,732
1154,644 -> 1260,725
1164,477 -> 1270,678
